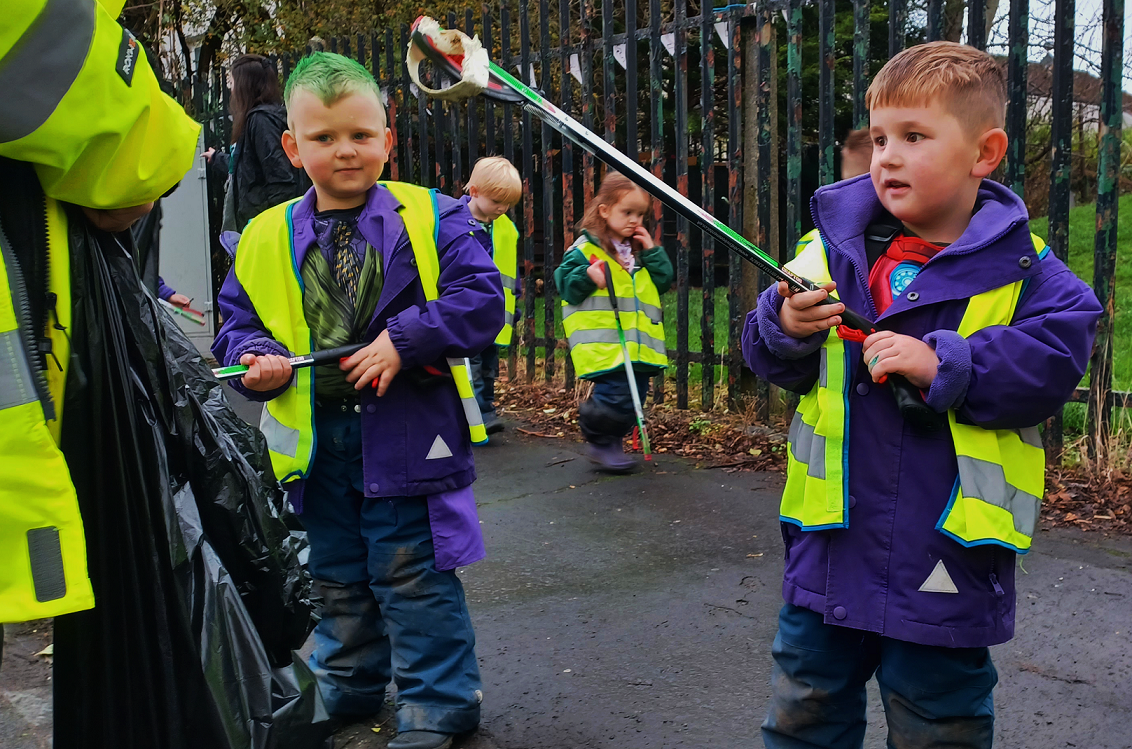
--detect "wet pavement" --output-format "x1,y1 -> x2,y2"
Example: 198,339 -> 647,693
3,415 -> 1131,748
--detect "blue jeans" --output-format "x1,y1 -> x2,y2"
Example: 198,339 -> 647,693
300,408 -> 482,734
762,604 -> 997,749
469,345 -> 499,417
578,370 -> 653,446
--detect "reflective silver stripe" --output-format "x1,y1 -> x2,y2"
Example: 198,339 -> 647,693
788,410 -> 826,480
499,272 -> 518,292
449,357 -> 484,428
260,406 -> 301,458
563,296 -> 663,324
0,329 -> 37,409
819,348 -> 827,389
956,456 -> 1041,537
0,0 -> 96,143
1017,426 -> 1043,449
566,328 -> 666,355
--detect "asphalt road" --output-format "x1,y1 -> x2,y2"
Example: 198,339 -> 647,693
4,407 -> 1130,749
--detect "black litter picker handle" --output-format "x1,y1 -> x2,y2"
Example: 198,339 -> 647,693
409,20 -> 944,433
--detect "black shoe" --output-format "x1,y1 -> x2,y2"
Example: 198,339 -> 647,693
483,412 -> 505,435
387,730 -> 454,749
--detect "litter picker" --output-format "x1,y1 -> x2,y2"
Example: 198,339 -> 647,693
593,256 -> 653,461
211,343 -> 367,382
159,297 -> 207,326
406,17 -> 942,432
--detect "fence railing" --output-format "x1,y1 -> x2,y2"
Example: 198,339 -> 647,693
189,0 -> 1126,460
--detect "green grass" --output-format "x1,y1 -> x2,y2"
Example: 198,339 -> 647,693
1031,194 -> 1131,390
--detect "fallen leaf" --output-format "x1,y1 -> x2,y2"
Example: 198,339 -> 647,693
35,644 -> 53,657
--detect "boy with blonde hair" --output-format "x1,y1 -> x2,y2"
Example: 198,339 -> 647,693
213,52 -> 503,749
743,42 -> 1100,748
461,156 -> 522,433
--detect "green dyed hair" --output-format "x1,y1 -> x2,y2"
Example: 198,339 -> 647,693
284,51 -> 385,126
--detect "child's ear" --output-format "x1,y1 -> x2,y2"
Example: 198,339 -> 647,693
282,130 -> 303,168
597,203 -> 612,221
972,127 -> 1008,178
468,185 -> 479,198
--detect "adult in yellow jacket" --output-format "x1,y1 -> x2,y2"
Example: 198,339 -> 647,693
0,0 -> 199,624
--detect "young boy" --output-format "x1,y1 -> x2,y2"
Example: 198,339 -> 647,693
743,42 -> 1101,748
460,157 -> 523,435
212,52 -> 504,749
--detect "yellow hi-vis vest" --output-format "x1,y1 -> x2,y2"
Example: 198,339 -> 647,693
491,213 -> 519,346
0,199 -> 95,622
0,0 -> 200,208
234,183 -> 488,484
782,233 -> 1049,553
561,239 -> 667,378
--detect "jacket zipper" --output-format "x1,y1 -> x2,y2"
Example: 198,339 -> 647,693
0,217 -> 55,422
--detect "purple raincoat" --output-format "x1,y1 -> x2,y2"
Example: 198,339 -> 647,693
212,184 -> 504,569
743,176 -> 1101,647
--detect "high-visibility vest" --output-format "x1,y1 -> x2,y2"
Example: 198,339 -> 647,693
782,232 -> 1049,553
0,0 -> 199,622
0,0 -> 200,207
491,213 -> 519,346
234,182 -> 488,485
0,199 -> 95,622
560,238 -> 667,379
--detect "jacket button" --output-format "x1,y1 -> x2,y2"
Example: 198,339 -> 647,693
1019,256 -> 1032,269
367,403 -> 377,414
833,606 -> 847,620
855,382 -> 869,396
368,483 -> 379,494
468,219 -> 477,225
905,291 -> 920,302
353,404 -> 361,413
848,495 -> 857,508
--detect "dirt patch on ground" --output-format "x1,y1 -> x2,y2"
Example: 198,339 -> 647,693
497,380 -> 1132,536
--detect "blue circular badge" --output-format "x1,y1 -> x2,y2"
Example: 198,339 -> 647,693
890,262 -> 922,298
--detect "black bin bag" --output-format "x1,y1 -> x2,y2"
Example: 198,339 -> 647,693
53,210 -> 332,749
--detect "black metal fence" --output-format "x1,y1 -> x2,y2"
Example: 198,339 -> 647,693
190,0 -> 1126,459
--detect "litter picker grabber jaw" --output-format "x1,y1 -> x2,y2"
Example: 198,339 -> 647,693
408,18 -> 944,433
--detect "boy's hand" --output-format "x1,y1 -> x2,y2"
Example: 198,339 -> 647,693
168,293 -> 192,308
586,262 -> 608,289
631,225 -> 657,251
240,353 -> 293,392
862,331 -> 939,389
342,330 -> 402,396
82,203 -> 154,233
777,281 -> 843,338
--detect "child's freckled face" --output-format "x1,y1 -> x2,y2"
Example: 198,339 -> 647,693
600,188 -> 651,240
869,101 -> 982,240
284,89 -> 392,210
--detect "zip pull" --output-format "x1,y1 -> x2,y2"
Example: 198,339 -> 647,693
40,336 -> 62,371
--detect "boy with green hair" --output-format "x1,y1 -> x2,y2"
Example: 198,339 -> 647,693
213,52 -> 504,749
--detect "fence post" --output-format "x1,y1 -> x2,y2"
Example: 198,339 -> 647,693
1004,0 -> 1028,197
888,0 -> 906,58
675,0 -> 691,410
818,0 -> 835,187
740,12 -> 766,418
520,0 -> 537,382
560,0 -> 577,392
700,7 -> 717,410
648,0 -> 666,404
1087,0 -> 1124,460
852,0 -> 869,130
786,0 -> 803,257
1045,0 -> 1075,460
541,0 -> 558,383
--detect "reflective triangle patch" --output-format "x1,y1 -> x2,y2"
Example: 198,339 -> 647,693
426,435 -> 453,460
918,560 -> 959,594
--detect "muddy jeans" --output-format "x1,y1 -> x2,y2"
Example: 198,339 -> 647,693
761,604 -> 997,749
300,408 -> 482,734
